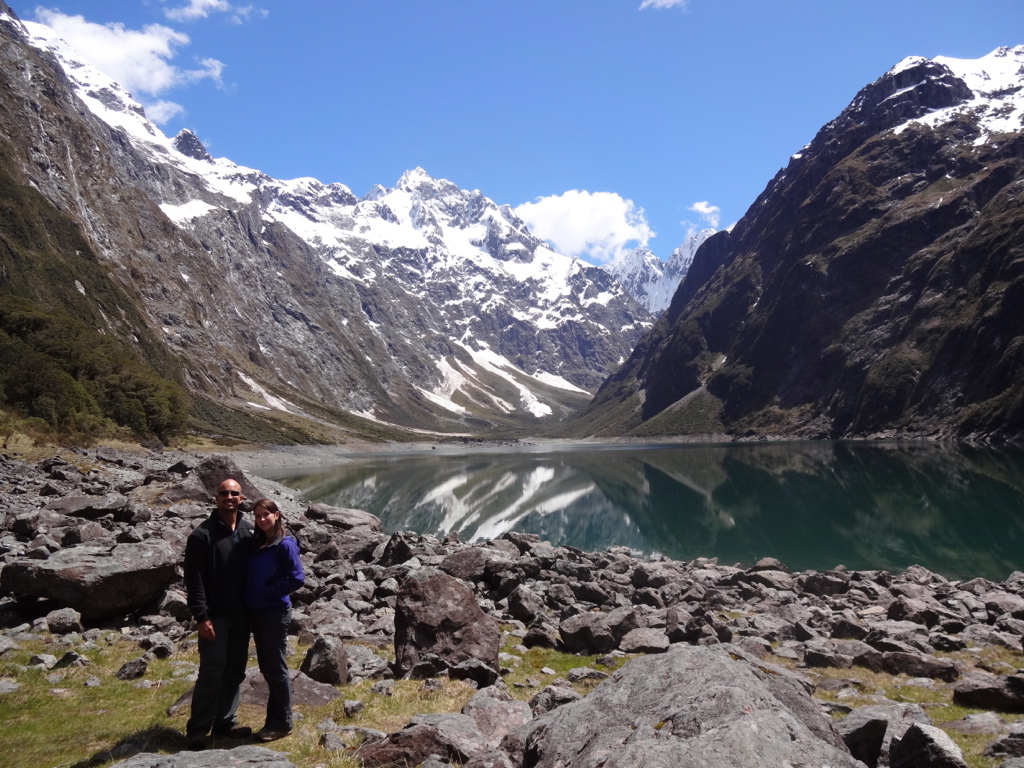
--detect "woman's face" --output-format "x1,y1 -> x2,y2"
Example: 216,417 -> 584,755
254,505 -> 280,535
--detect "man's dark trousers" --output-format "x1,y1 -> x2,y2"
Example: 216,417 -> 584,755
186,611 -> 251,736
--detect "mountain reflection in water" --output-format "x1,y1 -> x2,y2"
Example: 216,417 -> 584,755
259,441 -> 1024,581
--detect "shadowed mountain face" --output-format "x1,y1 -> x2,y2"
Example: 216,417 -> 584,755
574,48 -> 1024,441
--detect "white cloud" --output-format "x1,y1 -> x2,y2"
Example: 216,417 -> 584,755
639,0 -> 689,9
688,200 -> 721,228
145,99 -> 187,123
514,190 -> 654,265
164,0 -> 266,24
33,9 -> 224,124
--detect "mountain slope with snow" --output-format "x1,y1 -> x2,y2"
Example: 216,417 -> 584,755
0,6 -> 654,438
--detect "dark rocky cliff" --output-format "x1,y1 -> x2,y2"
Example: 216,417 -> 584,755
572,50 -> 1024,441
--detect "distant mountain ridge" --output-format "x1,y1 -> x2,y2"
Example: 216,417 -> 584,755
572,46 -> 1024,441
601,228 -> 716,314
0,4 -> 656,440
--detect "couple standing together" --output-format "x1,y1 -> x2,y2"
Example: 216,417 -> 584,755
182,478 -> 305,751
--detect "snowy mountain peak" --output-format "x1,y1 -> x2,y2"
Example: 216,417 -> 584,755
601,228 -> 716,314
7,8 -> 654,431
667,228 -> 717,271
887,46 -> 1024,143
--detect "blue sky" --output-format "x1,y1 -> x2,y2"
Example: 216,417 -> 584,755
13,0 -> 1023,263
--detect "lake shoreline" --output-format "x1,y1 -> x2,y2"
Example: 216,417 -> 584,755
215,434 -> 741,473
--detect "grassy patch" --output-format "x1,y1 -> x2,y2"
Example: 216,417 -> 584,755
0,626 -> 629,768
5,628 -> 1023,768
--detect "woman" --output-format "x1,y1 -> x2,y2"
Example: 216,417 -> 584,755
246,498 -> 305,742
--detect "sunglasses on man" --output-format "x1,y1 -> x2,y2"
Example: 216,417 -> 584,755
218,490 -> 242,497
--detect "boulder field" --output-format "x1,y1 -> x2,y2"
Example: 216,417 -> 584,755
3,446 -> 1024,767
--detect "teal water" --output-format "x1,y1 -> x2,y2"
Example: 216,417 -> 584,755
257,441 -> 1024,581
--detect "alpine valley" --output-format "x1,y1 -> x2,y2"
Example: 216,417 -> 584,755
0,3 -> 668,444
1,0 -> 1023,445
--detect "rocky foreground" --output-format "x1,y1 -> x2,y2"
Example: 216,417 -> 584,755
4,447 -> 1024,767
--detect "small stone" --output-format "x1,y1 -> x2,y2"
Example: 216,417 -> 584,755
320,732 -> 347,751
317,717 -> 338,732
116,657 -> 148,680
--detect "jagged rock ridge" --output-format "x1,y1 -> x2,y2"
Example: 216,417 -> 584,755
600,227 -> 716,314
0,5 -> 655,437
575,46 -> 1024,441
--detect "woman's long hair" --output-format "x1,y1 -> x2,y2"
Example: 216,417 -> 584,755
253,498 -> 286,544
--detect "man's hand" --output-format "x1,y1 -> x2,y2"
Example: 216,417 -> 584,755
197,620 -> 216,641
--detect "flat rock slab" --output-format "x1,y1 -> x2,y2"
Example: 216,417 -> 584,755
168,666 -> 341,716
110,745 -> 297,768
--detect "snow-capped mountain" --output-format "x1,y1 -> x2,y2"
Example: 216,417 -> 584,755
0,7 -> 654,437
601,228 -> 716,314
575,45 -> 1024,441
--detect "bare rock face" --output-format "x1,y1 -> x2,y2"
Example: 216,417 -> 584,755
0,540 -> 178,621
393,567 -> 500,679
519,645 -> 862,768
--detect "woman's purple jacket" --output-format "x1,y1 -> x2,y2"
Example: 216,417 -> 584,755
245,534 -> 304,612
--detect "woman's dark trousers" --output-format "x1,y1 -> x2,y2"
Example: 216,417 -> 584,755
251,608 -> 293,731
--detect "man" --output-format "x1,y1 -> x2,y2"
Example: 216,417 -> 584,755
183,477 -> 255,750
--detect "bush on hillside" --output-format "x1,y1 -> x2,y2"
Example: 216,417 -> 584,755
0,298 -> 188,441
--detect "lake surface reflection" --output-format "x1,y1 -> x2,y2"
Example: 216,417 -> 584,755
258,442 -> 1024,581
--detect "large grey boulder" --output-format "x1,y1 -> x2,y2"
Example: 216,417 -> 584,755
954,670 -> 1024,711
519,645 -> 860,768
357,712 -> 492,767
462,686 -> 532,749
194,455 -> 264,501
507,584 -> 546,624
558,611 -> 616,654
393,567 -> 500,678
881,651 -> 959,681
836,708 -> 890,768
306,502 -> 383,532
300,635 -> 349,685
890,723 -> 967,768
0,540 -> 178,621
836,703 -> 932,768
44,493 -> 130,521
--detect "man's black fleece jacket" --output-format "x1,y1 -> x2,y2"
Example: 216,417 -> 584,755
183,509 -> 255,623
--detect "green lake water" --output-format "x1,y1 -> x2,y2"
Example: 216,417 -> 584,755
256,441 -> 1024,581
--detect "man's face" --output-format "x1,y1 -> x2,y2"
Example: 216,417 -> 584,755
216,480 -> 243,515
